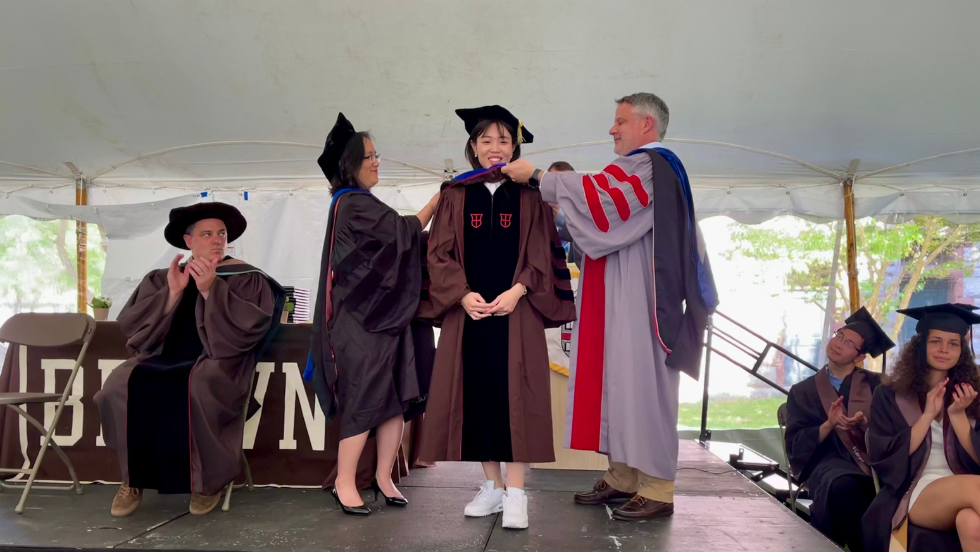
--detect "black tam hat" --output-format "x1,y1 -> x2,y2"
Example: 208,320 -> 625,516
317,113 -> 357,180
455,105 -> 533,144
163,202 -> 246,250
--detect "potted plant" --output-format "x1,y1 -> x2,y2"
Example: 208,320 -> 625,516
90,296 -> 112,321
281,300 -> 294,324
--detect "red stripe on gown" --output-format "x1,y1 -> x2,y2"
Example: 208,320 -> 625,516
592,173 -> 631,221
582,175 -> 610,233
569,255 -> 607,451
604,164 -> 649,207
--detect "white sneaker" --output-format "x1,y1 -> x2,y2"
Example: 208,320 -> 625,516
502,488 -> 529,530
464,480 -> 504,517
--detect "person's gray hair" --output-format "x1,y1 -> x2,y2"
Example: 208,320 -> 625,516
184,222 -> 197,236
616,93 -> 669,140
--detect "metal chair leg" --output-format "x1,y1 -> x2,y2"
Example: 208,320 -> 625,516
8,405 -> 82,494
244,456 -> 253,491
16,423 -> 57,513
222,479 -> 233,512
222,453 -> 252,512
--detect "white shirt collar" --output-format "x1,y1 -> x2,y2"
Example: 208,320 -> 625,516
638,141 -> 664,150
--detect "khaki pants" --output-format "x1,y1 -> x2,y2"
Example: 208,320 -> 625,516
603,461 -> 674,503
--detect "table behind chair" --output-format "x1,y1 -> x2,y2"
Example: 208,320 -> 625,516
0,322 -> 391,488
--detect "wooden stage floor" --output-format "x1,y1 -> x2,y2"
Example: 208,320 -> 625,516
0,440 -> 838,552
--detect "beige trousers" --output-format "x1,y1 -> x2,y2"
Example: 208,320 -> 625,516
603,461 -> 674,503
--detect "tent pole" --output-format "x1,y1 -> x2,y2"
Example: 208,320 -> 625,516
75,175 -> 88,314
843,159 -> 861,314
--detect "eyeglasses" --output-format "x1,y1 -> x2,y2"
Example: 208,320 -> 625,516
834,331 -> 861,351
363,153 -> 381,162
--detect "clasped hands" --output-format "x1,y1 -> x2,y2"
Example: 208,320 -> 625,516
168,253 -> 218,299
460,285 -> 526,320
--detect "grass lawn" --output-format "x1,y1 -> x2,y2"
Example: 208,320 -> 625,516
679,396 -> 786,430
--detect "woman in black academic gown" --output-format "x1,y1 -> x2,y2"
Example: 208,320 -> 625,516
864,303 -> 980,552
309,113 -> 440,516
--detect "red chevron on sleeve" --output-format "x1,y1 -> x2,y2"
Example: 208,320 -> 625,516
592,173 -> 631,221
582,174 -> 610,233
604,164 -> 649,208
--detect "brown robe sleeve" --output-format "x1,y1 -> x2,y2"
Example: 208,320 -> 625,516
117,269 -> 179,356
518,191 -> 576,328
196,273 -> 275,361
424,190 -> 471,321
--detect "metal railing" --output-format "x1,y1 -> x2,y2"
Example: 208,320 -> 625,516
698,311 -> 820,443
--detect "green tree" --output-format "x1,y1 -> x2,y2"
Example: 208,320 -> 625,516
727,216 -> 980,363
0,216 -> 105,313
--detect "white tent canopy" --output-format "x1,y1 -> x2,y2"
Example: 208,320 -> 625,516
2,0 -> 980,221
2,1 -> 980,308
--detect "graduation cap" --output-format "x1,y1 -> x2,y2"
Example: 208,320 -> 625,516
456,105 -> 534,144
897,303 -> 980,337
317,113 -> 357,180
842,306 -> 895,359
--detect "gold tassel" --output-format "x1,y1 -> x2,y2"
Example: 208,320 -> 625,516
517,120 -> 525,144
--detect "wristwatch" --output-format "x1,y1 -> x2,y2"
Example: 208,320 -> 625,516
528,168 -> 543,188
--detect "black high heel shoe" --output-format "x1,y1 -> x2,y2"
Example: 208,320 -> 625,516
331,487 -> 371,516
372,479 -> 409,507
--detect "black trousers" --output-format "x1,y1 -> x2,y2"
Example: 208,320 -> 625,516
826,474 -> 877,552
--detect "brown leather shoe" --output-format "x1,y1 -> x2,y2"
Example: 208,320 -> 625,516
189,492 -> 222,515
573,479 -> 634,505
111,483 -> 142,517
612,495 -> 674,520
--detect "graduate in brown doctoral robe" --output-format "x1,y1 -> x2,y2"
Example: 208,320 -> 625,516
307,113 -> 440,516
785,307 -> 893,551
95,202 -> 284,517
418,106 -> 576,530
864,304 -> 980,552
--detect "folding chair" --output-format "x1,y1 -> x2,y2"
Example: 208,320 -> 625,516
776,402 -> 804,513
0,313 -> 96,513
222,371 -> 255,511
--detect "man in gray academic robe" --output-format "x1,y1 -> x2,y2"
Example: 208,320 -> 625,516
504,92 -> 717,521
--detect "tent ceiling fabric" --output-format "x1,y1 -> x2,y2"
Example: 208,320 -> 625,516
2,1 -> 980,220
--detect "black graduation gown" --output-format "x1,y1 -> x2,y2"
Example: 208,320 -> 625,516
460,181 -> 522,462
863,385 -> 980,552
786,368 -> 881,536
310,191 -> 433,439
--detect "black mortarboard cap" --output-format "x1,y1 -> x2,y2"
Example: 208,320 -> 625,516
842,306 -> 895,358
317,113 -> 357,180
455,105 -> 533,144
897,303 -> 980,337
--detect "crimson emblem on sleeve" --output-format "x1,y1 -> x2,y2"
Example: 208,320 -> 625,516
470,213 -> 483,228
499,213 -> 512,228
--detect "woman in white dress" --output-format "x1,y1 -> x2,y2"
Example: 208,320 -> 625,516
864,304 -> 980,552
